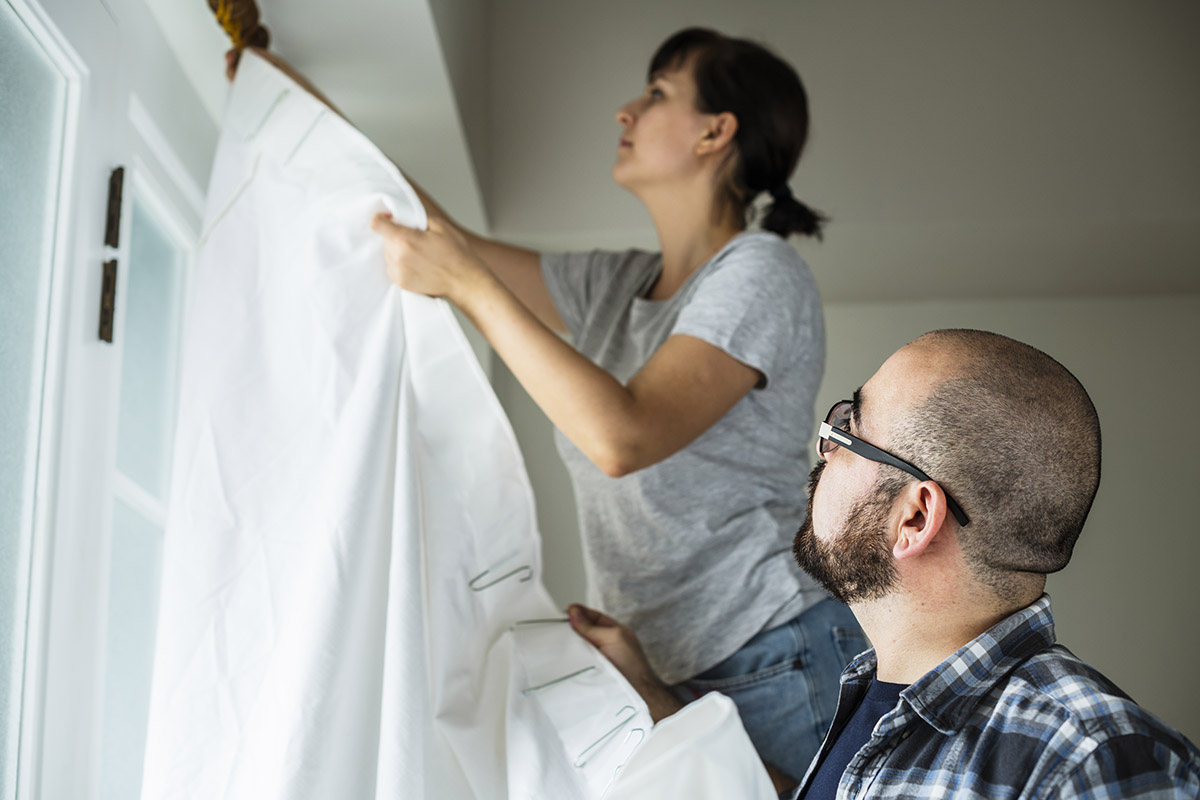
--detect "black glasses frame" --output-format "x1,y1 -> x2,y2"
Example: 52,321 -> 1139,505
818,400 -> 971,527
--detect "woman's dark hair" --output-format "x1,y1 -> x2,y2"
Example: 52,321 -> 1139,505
649,28 -> 827,240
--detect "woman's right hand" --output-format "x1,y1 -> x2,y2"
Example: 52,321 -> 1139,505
224,46 -> 275,82
224,48 -> 241,82
372,213 -> 492,304
406,181 -> 456,232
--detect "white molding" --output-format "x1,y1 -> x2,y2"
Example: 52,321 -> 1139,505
128,95 -> 206,220
5,0 -> 87,797
112,472 -> 168,532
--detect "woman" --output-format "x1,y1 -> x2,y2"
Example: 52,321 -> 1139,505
372,28 -> 865,785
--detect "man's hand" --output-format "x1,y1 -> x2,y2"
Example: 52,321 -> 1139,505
567,604 -> 685,723
570,605 -> 797,794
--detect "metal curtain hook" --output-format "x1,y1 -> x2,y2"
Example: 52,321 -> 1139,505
574,705 -> 637,768
600,727 -> 647,796
511,617 -> 570,629
468,564 -> 532,592
521,666 -> 596,696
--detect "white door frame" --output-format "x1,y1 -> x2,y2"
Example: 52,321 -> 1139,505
11,0 -> 214,797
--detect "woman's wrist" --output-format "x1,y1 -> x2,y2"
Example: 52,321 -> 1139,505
446,255 -> 502,316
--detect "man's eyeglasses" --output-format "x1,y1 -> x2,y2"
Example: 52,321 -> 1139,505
818,400 -> 971,527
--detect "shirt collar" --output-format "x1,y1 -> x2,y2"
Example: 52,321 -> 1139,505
842,594 -> 1058,735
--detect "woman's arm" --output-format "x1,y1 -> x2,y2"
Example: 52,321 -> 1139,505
372,215 -> 759,477
406,184 -> 566,333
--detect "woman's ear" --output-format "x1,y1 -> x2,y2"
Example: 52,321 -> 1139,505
697,112 -> 738,155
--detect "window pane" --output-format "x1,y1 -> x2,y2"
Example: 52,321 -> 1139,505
99,499 -> 163,800
116,196 -> 184,499
0,0 -> 68,792
104,187 -> 187,797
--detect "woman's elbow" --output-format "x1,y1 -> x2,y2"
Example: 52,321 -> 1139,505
591,439 -> 657,479
596,456 -> 635,479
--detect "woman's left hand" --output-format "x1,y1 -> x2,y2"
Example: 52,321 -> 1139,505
371,212 -> 488,304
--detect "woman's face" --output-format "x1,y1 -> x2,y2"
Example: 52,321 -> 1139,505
613,58 -> 716,192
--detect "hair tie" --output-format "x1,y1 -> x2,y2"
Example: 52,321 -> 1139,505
769,184 -> 794,203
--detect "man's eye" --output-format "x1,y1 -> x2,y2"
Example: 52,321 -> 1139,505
647,87 -> 664,100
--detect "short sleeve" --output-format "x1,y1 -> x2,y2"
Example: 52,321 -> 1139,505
670,235 -> 822,388
539,250 -> 613,339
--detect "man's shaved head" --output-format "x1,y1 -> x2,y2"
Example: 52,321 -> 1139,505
878,330 -> 1101,600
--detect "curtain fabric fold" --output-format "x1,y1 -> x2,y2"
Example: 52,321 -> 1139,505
140,51 -> 649,800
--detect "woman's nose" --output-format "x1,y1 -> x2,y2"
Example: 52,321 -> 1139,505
615,103 -> 635,128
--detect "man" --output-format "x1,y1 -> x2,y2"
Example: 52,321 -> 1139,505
570,329 -> 1200,798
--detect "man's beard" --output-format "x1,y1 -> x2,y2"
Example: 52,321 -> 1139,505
793,461 -> 899,604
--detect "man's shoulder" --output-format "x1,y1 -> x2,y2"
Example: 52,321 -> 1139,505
1002,645 -> 1179,741
972,644 -> 1200,794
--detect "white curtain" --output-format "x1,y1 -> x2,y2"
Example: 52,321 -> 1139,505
608,694 -> 776,799
140,51 -> 650,800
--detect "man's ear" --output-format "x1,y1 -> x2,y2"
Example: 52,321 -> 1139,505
697,111 -> 738,155
893,481 -> 950,561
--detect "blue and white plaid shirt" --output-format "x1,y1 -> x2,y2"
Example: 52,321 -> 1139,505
793,595 -> 1200,799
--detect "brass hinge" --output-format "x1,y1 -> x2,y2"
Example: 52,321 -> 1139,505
104,166 -> 123,248
99,259 -> 117,343
99,166 -> 124,342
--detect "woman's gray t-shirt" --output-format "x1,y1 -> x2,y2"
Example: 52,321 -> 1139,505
540,231 -> 829,684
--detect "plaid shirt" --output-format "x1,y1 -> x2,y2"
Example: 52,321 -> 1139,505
793,595 -> 1200,799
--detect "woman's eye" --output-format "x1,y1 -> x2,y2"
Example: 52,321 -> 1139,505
647,87 -> 664,100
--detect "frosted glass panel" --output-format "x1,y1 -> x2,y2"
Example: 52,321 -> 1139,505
99,500 -> 163,800
0,0 -> 68,792
116,198 -> 184,499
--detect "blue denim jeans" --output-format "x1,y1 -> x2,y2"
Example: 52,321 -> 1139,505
673,598 -> 869,782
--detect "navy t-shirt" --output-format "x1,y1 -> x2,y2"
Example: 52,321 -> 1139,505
801,679 -> 907,799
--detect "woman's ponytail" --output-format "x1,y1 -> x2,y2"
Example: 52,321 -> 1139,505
762,186 -> 827,240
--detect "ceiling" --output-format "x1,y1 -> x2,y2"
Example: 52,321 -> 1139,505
146,0 -> 1200,303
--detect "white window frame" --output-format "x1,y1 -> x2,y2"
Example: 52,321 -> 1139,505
97,110 -> 200,797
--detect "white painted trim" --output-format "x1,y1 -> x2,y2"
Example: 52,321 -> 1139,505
5,0 -> 87,797
24,4 -> 128,797
128,94 -> 206,220
111,474 -> 167,538
124,160 -> 196,509
129,157 -> 200,251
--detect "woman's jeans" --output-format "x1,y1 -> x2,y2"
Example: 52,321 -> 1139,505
673,598 -> 869,782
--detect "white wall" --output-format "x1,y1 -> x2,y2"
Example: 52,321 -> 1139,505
491,358 -> 585,607
427,0 -> 491,218
493,293 -> 1200,741
486,1 -> 1200,304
